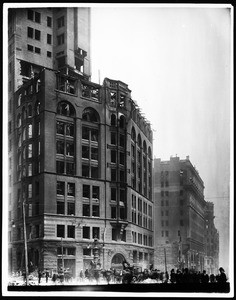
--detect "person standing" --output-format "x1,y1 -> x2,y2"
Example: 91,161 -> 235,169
217,267 -> 227,284
38,269 -> 42,285
45,269 -> 50,283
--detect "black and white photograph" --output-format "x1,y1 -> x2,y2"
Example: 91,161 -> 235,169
2,2 -> 233,297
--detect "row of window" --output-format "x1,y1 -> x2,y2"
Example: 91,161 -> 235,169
27,10 -> 64,29
132,231 -> 153,246
160,220 -> 184,226
27,44 -> 52,57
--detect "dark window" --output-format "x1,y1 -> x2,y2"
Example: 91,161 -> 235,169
27,44 -> 33,52
57,102 -> 75,117
67,248 -> 75,255
57,225 -> 65,237
111,132 -> 116,145
56,161 -> 64,174
28,9 -> 34,21
66,162 -> 74,175
57,202 -> 64,214
35,29 -> 41,41
47,34 -> 52,44
83,204 -> 90,216
35,11 -> 41,23
91,166 -> 98,178
82,164 -> 89,177
83,226 -> 90,239
57,16 -> 65,28
92,186 -> 99,199
111,188 -> 116,201
57,141 -> 64,154
47,16 -> 52,27
67,202 -> 75,215
83,185 -> 90,198
47,51 -> 52,58
57,33 -> 64,45
67,183 -> 75,196
92,227 -> 100,239
111,169 -> 116,181
180,220 -> 184,226
111,150 -> 116,163
111,206 -> 116,219
82,146 -> 89,159
35,47 -> 41,54
119,152 -> 125,165
27,27 -> 33,38
57,182 -> 65,195
67,225 -> 75,238
92,205 -> 99,217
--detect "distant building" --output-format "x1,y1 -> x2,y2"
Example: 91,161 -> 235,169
204,201 -> 219,274
8,7 -> 154,277
153,156 -> 206,272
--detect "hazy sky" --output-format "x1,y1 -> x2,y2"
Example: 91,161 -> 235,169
90,5 -> 232,275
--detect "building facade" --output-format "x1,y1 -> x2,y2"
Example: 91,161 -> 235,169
8,7 -> 154,277
204,201 -> 219,275
153,156 -> 207,272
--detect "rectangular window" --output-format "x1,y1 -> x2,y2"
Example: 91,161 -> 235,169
180,220 -> 184,226
67,202 -> 75,215
111,150 -> 116,163
35,29 -> 41,41
111,206 -> 116,219
27,44 -> 33,52
56,161 -> 65,174
68,248 -> 75,256
66,142 -> 74,157
92,186 -> 99,199
28,124 -> 32,138
35,11 -> 41,23
66,162 -> 74,175
57,225 -> 65,237
28,163 -> 32,176
82,164 -> 89,177
83,226 -> 90,239
57,181 -> 65,195
91,148 -> 98,160
67,183 -> 75,196
35,47 -> 41,54
47,16 -> 52,27
57,201 -> 64,214
57,33 -> 65,45
27,27 -> 33,38
67,225 -> 75,238
111,169 -> 116,181
111,188 -> 116,201
166,231 -> 169,237
82,146 -> 89,159
47,34 -> 52,44
83,204 -> 90,216
57,16 -> 65,28
47,51 -> 52,58
92,205 -> 99,217
92,227 -> 100,239
111,132 -> 116,145
27,9 -> 34,20
83,185 -> 90,198
91,166 -> 98,178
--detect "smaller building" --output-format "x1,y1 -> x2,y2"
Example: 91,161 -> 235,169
154,156 -> 206,272
204,201 -> 219,275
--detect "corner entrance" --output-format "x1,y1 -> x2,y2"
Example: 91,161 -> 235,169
111,253 -> 126,270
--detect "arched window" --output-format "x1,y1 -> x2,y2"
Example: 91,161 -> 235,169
82,107 -> 99,123
57,101 -> 75,117
131,127 -> 136,142
111,114 -> 116,126
137,134 -> 142,148
119,115 -> 126,129
82,108 -> 100,179
148,147 -> 152,159
143,141 -> 147,154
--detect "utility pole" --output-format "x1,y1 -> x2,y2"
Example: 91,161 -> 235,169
22,200 -> 29,285
164,247 -> 167,273
61,237 -> 64,282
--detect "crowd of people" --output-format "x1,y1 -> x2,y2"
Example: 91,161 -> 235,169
9,266 -> 228,286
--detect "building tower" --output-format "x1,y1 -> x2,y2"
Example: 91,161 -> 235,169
8,7 -> 154,277
204,201 -> 219,274
153,156 -> 206,272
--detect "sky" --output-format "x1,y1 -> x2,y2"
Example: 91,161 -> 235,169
90,4 -> 233,276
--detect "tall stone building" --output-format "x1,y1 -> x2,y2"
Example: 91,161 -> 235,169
8,7 -> 154,277
204,201 -> 219,274
153,156 -> 206,272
